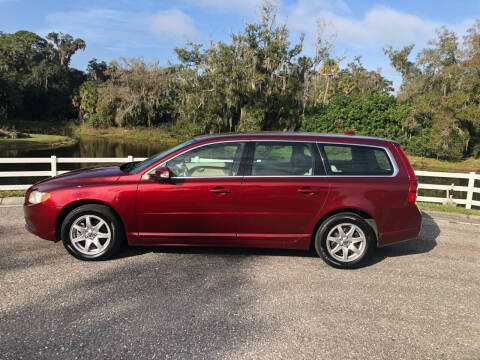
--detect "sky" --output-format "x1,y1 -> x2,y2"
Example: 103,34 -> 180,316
1,0 -> 479,90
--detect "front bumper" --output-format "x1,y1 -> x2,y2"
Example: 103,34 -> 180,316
24,200 -> 60,242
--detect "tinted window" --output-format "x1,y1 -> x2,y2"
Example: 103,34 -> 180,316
252,142 -> 314,176
322,144 -> 393,175
166,142 -> 244,177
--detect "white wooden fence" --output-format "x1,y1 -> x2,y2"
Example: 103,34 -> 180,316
1,156 -> 479,209
0,156 -> 146,191
415,170 -> 480,209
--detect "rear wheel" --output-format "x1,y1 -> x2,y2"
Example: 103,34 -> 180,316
61,204 -> 124,260
314,213 -> 375,269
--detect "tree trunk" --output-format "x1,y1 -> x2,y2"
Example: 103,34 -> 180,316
323,76 -> 330,104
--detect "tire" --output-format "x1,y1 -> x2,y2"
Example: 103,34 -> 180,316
314,212 -> 375,269
61,204 -> 125,261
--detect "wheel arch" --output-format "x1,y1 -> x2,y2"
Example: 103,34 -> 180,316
311,208 -> 379,249
55,200 -> 126,242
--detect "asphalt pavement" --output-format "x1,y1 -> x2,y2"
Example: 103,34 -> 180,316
0,205 -> 479,359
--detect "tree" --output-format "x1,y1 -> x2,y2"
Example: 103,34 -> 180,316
172,0 -> 307,132
319,58 -> 341,104
46,32 -> 86,67
87,58 -> 108,82
464,19 -> 480,58
383,45 -> 419,91
0,30 -> 86,121
337,57 -> 393,96
76,58 -> 179,128
300,93 -> 405,140
386,23 -> 480,160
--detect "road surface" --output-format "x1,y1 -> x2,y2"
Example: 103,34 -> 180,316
0,205 -> 479,359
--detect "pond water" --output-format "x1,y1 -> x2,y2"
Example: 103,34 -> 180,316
0,136 -> 172,186
0,136 -> 171,158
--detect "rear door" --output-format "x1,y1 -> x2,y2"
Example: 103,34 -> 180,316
318,142 -> 408,244
236,141 -> 330,249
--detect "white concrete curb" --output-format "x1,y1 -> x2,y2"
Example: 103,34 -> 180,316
0,197 -> 24,206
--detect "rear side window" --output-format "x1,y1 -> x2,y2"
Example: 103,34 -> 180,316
252,142 -> 314,176
321,144 -> 394,176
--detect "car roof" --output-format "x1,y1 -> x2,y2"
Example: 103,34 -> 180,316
193,132 -> 398,145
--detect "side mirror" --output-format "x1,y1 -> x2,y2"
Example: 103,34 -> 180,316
154,167 -> 172,183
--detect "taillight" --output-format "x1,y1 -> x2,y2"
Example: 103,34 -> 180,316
407,179 -> 418,202
394,144 -> 418,202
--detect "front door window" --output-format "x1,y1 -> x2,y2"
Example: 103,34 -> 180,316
166,142 -> 245,177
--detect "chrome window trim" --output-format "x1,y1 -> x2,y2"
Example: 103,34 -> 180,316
142,139 -> 398,179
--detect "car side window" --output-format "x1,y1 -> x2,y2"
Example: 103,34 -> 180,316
252,142 -> 314,176
322,144 -> 394,175
165,142 -> 245,177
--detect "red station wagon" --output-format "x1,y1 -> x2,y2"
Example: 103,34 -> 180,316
24,133 -> 422,268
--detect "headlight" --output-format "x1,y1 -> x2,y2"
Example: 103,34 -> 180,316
28,190 -> 50,204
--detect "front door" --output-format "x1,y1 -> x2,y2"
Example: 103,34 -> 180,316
237,141 -> 330,249
136,141 -> 245,245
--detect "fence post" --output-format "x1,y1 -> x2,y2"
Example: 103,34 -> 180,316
128,155 -> 133,162
466,172 -> 475,209
50,155 -> 57,177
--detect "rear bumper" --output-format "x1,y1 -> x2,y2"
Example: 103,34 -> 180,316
378,204 -> 422,246
24,201 -> 60,242
377,226 -> 422,247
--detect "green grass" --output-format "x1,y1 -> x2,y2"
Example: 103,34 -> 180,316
417,202 -> 480,216
72,124 -> 181,146
0,190 -> 26,198
0,133 -> 71,143
408,155 -> 480,173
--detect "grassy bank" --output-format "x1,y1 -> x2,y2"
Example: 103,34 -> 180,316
416,202 -> 480,216
0,190 -> 26,198
408,155 -> 480,173
71,123 -> 182,146
0,133 -> 71,143
0,133 -> 76,152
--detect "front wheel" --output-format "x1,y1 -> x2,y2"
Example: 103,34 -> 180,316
61,204 -> 124,260
314,213 -> 375,269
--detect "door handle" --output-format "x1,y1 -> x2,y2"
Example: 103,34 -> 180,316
210,187 -> 231,194
297,186 -> 319,195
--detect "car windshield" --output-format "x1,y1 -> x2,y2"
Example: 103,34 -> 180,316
128,139 -> 197,173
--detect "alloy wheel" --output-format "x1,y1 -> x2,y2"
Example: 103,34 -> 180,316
325,223 -> 367,263
69,215 -> 111,256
